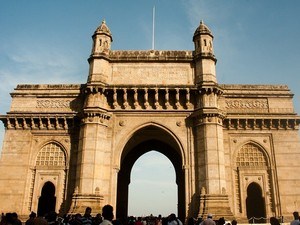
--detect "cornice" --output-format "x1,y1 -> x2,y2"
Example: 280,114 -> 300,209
0,113 -> 79,130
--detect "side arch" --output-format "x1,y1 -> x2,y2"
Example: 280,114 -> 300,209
29,141 -> 68,215
37,181 -> 56,216
246,182 -> 266,223
233,141 -> 271,221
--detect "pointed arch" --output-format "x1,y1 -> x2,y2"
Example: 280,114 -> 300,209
115,122 -> 186,169
233,141 -> 272,220
246,182 -> 266,223
35,142 -> 66,167
29,141 -> 68,215
116,122 -> 186,221
235,141 -> 270,168
37,181 -> 56,216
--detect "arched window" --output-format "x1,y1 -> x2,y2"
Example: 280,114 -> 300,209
36,142 -> 66,167
236,143 -> 267,167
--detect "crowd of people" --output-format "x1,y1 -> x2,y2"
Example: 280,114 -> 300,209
0,207 -> 299,225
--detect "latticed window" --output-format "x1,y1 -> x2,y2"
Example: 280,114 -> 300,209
36,143 -> 66,166
236,143 -> 267,167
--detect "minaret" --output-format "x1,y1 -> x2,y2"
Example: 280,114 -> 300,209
193,20 -> 217,85
70,21 -> 113,214
192,21 -> 233,219
87,20 -> 112,84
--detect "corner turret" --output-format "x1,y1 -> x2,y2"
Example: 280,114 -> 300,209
193,21 -> 217,84
87,20 -> 112,85
91,20 -> 113,56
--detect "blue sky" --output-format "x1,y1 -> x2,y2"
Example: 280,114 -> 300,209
0,0 -> 300,217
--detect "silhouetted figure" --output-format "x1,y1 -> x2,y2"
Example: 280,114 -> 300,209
70,213 -> 82,225
93,213 -> 103,225
46,211 -> 58,225
270,217 -> 280,225
11,212 -> 22,225
25,212 -> 37,225
82,207 -> 93,225
217,217 -> 225,225
231,220 -> 237,225
100,205 -> 114,225
155,215 -> 162,225
195,217 -> 203,225
291,212 -> 300,225
167,213 -> 183,225
201,214 -> 216,225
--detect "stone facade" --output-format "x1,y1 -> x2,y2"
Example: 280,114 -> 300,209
0,20 -> 299,222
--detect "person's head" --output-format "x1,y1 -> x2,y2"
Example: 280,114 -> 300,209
218,217 -> 225,225
29,212 -> 37,219
11,212 -> 18,220
102,204 -> 114,221
270,217 -> 280,225
231,220 -> 237,225
207,214 -> 213,219
293,212 -> 299,220
168,214 -> 176,222
197,217 -> 203,224
85,207 -> 92,216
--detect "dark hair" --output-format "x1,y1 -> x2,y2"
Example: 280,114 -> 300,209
270,217 -> 280,225
102,204 -> 114,220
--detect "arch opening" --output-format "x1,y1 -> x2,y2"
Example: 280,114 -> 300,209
128,151 -> 177,217
246,182 -> 266,223
37,181 -> 56,216
116,125 -> 185,222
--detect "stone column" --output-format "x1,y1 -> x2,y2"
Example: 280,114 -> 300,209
193,88 -> 233,219
70,91 -> 111,214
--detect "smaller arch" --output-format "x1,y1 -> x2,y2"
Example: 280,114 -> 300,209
37,181 -> 56,216
246,182 -> 266,223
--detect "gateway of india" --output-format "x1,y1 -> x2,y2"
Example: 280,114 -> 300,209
0,20 -> 299,222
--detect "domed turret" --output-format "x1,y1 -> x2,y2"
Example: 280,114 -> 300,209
94,20 -> 112,37
88,20 -> 113,85
193,20 -> 214,56
193,20 -> 213,38
91,20 -> 113,55
193,20 -> 217,84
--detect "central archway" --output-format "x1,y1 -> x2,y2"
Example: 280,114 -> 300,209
116,125 -> 185,222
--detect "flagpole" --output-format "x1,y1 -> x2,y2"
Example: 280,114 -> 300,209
152,5 -> 155,50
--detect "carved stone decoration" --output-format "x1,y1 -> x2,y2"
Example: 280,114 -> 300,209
176,121 -> 182,127
37,99 -> 71,108
225,99 -> 268,111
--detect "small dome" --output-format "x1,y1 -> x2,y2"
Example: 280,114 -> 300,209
193,20 -> 213,38
94,20 -> 112,36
